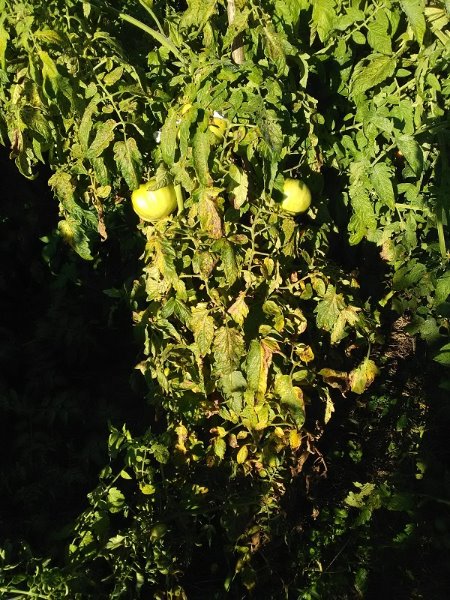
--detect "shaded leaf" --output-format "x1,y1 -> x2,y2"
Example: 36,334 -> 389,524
349,358 -> 379,394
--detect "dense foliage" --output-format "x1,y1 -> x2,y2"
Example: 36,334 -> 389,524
1,0 -> 450,597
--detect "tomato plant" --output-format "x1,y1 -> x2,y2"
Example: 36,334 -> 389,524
0,0 -> 449,598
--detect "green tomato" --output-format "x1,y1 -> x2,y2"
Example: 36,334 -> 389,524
209,116 -> 227,141
280,178 -> 312,214
131,179 -> 178,222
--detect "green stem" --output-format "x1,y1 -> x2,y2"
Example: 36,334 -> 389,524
89,1 -> 185,63
0,589 -> 50,599
138,0 -> 165,36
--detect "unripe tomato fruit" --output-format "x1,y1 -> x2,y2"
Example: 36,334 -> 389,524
131,179 -> 178,222
280,178 -> 312,214
209,116 -> 227,141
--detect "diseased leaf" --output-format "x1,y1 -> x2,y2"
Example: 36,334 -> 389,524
274,374 -> 305,429
349,358 -> 379,394
160,108 -> 178,167
316,285 -> 346,333
213,327 -> 244,375
223,7 -> 250,49
246,339 -> 273,401
193,126 -> 212,186
198,193 -> 223,238
78,99 -> 97,151
191,303 -> 215,356
148,236 -> 187,299
263,25 -> 286,74
114,138 -> 142,189
228,292 -> 249,327
86,119 -> 116,159
216,239 -> 238,286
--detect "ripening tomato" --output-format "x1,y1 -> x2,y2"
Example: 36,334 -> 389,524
131,179 -> 178,222
280,178 -> 312,214
209,115 -> 227,141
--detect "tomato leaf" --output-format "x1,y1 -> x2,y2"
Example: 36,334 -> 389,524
349,358 -> 379,394
213,327 -> 244,375
114,138 -> 142,190
350,55 -> 396,98
191,303 -> 215,356
274,374 -> 305,429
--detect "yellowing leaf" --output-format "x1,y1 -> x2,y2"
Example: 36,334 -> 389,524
274,374 -> 305,429
213,327 -> 244,375
289,429 -> 301,450
349,358 -> 379,394
191,303 -> 215,356
140,483 -> 156,495
246,339 -> 273,401
228,292 -> 249,326
198,194 -> 223,238
295,344 -> 314,363
236,445 -> 248,464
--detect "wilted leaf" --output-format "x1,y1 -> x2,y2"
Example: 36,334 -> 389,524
319,368 -> 349,393
349,358 -> 379,394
